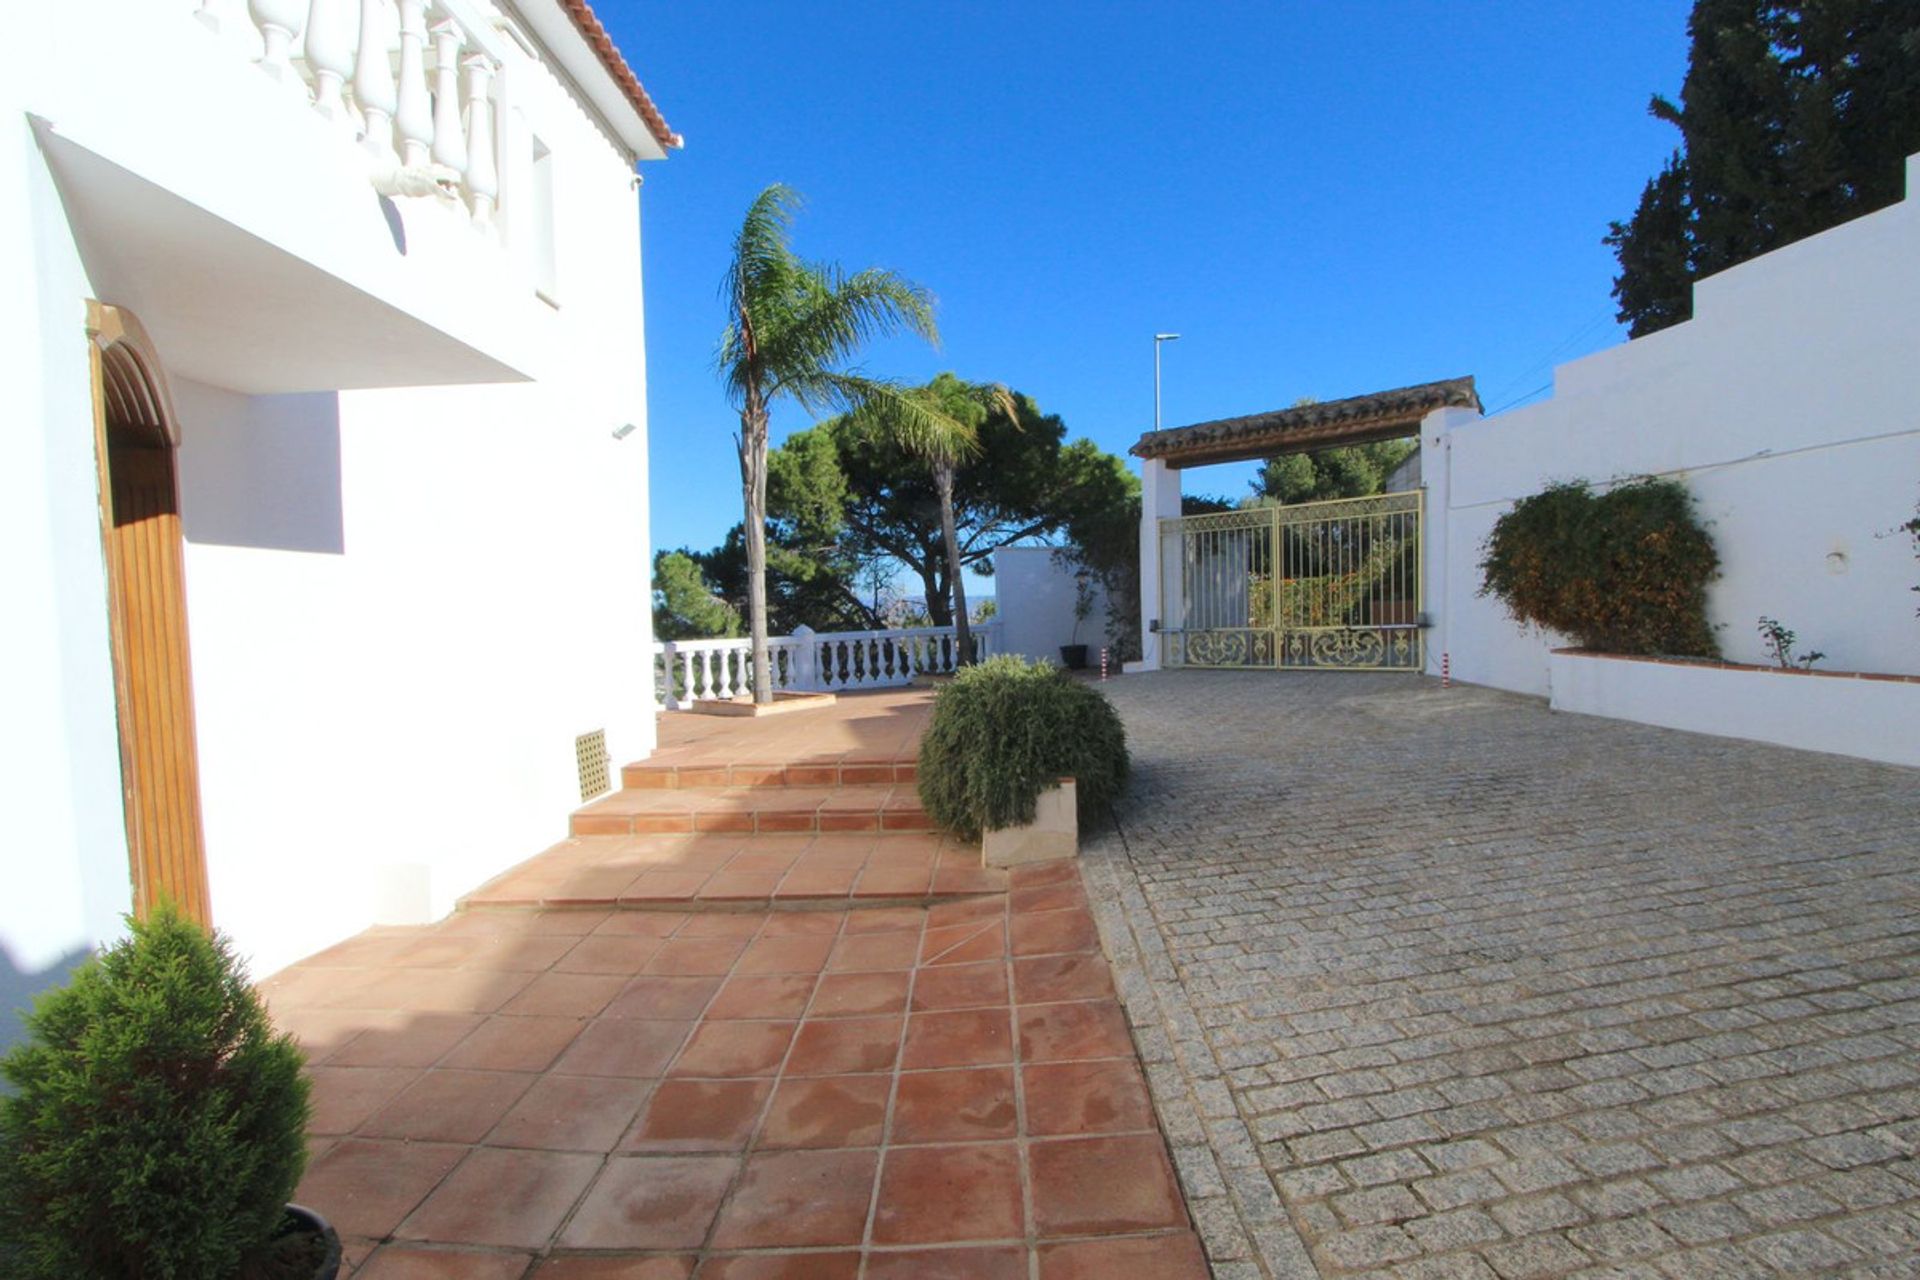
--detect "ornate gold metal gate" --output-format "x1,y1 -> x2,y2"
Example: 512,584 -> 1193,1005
1160,490 -> 1423,671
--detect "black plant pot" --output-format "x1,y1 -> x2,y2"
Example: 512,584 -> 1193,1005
1059,644 -> 1089,670
286,1204 -> 342,1280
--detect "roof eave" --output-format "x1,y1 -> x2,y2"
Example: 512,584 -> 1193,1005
513,0 -> 682,161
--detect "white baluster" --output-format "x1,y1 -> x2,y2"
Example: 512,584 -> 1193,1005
304,0 -> 358,131
461,52 -> 498,229
250,0 -> 306,86
354,0 -> 398,163
197,0 -> 224,32
428,18 -> 467,173
680,650 -> 695,704
392,0 -> 432,167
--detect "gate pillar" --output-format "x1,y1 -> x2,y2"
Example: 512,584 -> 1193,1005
1133,458 -> 1182,671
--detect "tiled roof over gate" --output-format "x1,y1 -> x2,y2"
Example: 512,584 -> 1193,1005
1131,375 -> 1480,467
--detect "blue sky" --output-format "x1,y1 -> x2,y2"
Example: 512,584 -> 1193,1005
607,1 -> 1693,596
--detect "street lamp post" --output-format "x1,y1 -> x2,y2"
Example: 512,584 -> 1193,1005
1154,332 -> 1180,431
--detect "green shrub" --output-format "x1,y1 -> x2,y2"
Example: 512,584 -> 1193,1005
917,655 -> 1129,839
0,903 -> 312,1280
1479,477 -> 1720,657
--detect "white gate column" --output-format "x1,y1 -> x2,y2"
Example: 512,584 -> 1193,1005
1419,404 -> 1480,678
1131,457 -> 1182,672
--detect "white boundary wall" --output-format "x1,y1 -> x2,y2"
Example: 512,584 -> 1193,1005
993,546 -> 1113,666
1425,153 -> 1920,703
1550,652 -> 1920,769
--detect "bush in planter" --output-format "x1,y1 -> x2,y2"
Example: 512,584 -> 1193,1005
1479,477 -> 1720,657
0,903 -> 314,1280
918,655 -> 1128,839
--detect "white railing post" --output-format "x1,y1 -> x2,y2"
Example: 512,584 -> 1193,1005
393,0 -> 433,167
303,0 -> 359,132
428,17 -> 468,173
790,625 -> 817,691
461,52 -> 499,229
250,0 -> 306,86
654,641 -> 676,710
354,0 -> 399,164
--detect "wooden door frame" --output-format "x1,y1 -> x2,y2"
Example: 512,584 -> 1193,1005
86,300 -> 213,925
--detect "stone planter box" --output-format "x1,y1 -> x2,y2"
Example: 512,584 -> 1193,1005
982,779 -> 1077,868
1548,649 -> 1920,769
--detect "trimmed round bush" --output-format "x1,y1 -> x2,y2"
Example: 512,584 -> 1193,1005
1479,477 -> 1721,658
0,903 -> 312,1280
917,655 -> 1129,839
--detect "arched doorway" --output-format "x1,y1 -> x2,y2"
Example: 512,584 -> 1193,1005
87,302 -> 212,925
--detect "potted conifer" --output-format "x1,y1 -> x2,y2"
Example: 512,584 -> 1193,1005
1058,571 -> 1097,670
0,903 -> 337,1279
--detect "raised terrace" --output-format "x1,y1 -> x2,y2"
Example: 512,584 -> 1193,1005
268,687 -> 1209,1276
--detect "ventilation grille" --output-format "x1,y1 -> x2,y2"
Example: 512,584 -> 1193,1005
575,729 -> 611,802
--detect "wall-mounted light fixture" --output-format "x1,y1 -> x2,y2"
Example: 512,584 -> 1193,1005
611,422 -> 638,441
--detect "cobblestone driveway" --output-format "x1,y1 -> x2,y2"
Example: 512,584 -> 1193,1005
1082,671 -> 1920,1279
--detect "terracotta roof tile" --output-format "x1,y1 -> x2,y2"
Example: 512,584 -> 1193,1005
556,0 -> 683,152
1131,376 -> 1480,466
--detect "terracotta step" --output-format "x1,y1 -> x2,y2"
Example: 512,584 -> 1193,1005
572,783 -> 933,837
622,758 -> 917,790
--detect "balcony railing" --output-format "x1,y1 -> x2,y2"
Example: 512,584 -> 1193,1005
654,623 -> 1002,710
194,0 -> 512,226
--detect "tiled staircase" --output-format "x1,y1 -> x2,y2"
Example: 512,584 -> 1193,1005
569,756 -> 932,838
461,692 -> 1003,911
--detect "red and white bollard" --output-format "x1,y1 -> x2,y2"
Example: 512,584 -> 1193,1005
1099,647 -> 1110,681
1441,651 -> 1451,689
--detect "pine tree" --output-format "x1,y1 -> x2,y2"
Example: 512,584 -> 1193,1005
1607,0 -> 1920,337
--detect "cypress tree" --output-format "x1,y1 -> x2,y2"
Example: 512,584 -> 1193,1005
1607,0 -> 1920,337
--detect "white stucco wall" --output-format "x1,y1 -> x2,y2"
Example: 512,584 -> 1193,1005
1426,153 -> 1920,699
3,0 -> 662,1023
0,114 -> 136,1044
992,546 -> 1113,665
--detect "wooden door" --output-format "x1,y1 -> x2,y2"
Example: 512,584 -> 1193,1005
88,303 -> 212,925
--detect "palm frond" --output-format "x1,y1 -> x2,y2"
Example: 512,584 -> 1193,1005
822,376 -> 982,467
757,268 -> 940,394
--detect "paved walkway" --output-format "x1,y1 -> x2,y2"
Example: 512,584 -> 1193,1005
1083,671 -> 1920,1279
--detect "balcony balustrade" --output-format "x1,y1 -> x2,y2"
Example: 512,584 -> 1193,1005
654,624 -> 1004,710
192,0 -> 512,228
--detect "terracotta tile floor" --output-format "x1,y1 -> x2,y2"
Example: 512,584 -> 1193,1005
271,862 -> 1208,1278
464,833 -> 1006,910
641,690 -> 931,774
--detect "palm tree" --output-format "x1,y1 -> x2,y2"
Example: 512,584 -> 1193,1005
718,184 -> 952,703
844,374 -> 1016,668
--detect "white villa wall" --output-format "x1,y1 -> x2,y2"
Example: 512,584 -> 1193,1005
3,0 -> 661,1011
992,546 -> 1113,665
1425,153 -> 1920,698
0,114 -> 136,1036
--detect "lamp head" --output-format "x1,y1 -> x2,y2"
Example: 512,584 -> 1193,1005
1154,333 -> 1181,342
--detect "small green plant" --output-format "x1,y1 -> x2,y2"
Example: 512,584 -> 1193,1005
1479,477 -> 1720,657
1906,497 -> 1919,617
1757,616 -> 1825,670
1069,571 -> 1097,644
917,655 -> 1128,839
0,904 -> 313,1280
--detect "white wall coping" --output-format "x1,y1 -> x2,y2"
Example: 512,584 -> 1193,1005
1548,649 -> 1920,770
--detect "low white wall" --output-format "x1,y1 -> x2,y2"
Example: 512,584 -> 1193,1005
1550,652 -> 1920,770
993,546 -> 1113,665
1428,153 -> 1920,701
